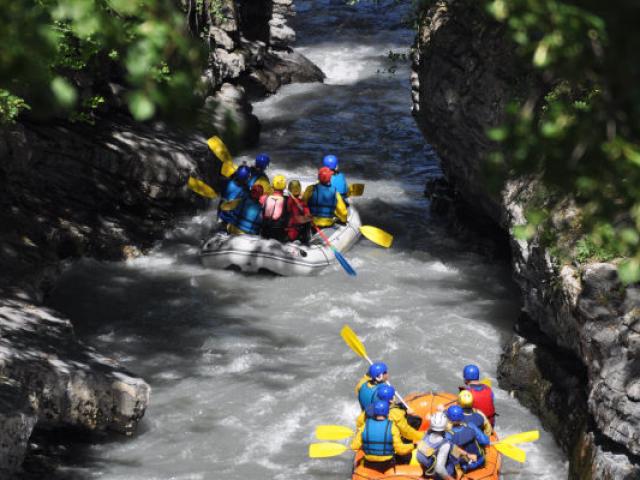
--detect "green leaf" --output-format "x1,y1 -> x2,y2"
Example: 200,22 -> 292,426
128,92 -> 155,121
51,77 -> 77,107
487,127 -> 508,142
618,259 -> 640,285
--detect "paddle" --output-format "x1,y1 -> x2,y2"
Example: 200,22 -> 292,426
220,198 -> 242,211
494,442 -> 526,463
188,176 -> 218,199
315,425 -> 354,441
348,183 -> 365,197
288,194 -> 356,277
207,136 -> 234,164
359,226 -> 393,248
309,442 -> 349,458
480,378 -> 492,388
340,325 -> 410,410
501,430 -> 539,445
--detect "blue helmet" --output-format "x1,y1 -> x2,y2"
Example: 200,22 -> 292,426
446,405 -> 464,422
372,400 -> 389,417
255,153 -> 270,170
322,154 -> 338,170
368,362 -> 388,380
376,385 -> 395,402
463,364 -> 480,382
235,165 -> 250,182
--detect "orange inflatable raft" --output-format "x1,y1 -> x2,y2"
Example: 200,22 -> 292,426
351,392 -> 500,480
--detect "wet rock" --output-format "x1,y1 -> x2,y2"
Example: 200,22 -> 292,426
0,382 -> 37,476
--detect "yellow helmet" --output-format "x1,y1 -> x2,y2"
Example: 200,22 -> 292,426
272,174 -> 286,191
288,179 -> 301,196
458,390 -> 474,408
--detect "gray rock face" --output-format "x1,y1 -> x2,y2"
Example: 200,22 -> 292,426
0,297 -> 150,473
412,0 -> 640,476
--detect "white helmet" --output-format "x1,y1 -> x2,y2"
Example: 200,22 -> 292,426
430,412 -> 448,432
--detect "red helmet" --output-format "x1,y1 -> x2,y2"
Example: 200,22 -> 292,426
318,166 -> 333,185
250,184 -> 264,200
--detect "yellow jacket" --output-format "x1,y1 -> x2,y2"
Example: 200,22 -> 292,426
355,375 -> 371,396
351,421 -> 414,461
302,184 -> 348,227
253,176 -> 273,195
356,407 -> 423,443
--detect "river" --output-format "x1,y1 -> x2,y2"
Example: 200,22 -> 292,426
41,1 -> 567,478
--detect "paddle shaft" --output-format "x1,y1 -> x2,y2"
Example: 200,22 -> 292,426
289,194 -> 343,256
360,352 -> 411,411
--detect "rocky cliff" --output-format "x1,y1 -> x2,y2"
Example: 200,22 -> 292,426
412,1 -> 640,478
0,0 -> 322,474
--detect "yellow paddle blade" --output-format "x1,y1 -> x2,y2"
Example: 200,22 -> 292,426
187,177 -> 217,199
494,442 -> 526,463
207,136 -> 233,164
315,425 -> 354,441
359,226 -> 393,248
220,198 -> 242,211
308,442 -> 349,458
480,378 -> 493,388
221,160 -> 237,178
348,183 -> 365,196
501,430 -> 540,445
340,325 -> 368,359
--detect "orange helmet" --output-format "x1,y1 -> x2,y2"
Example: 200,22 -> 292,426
318,166 -> 333,185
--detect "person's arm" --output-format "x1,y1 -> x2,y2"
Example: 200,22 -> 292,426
351,428 -> 364,451
392,425 -> 414,455
334,192 -> 348,223
356,411 -> 366,430
355,375 -> 370,396
390,409 -> 423,442
434,442 -> 454,480
477,410 -> 492,436
302,185 -> 314,203
468,423 -> 490,446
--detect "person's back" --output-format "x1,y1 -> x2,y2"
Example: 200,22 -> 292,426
229,184 -> 263,235
304,167 -> 347,228
261,175 -> 287,241
416,412 -> 455,480
458,390 -> 492,436
285,180 -> 311,243
355,362 -> 388,412
323,155 -> 349,198
248,153 -> 272,194
445,406 -> 489,474
218,166 -> 249,226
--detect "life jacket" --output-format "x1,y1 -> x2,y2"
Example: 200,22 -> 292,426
462,409 -> 486,431
416,433 -> 448,475
235,196 -> 263,235
248,168 -> 269,189
467,384 -> 495,425
330,171 -> 348,196
308,183 -> 337,219
362,418 -> 394,457
358,381 -> 379,411
263,192 -> 286,224
446,425 -> 483,465
219,179 -> 245,224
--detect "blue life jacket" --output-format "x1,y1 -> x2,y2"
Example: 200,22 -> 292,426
462,410 -> 485,431
235,197 -> 262,235
362,418 -> 394,457
219,179 -> 246,224
446,424 -> 485,469
416,434 -> 448,472
330,171 -> 348,196
248,168 -> 269,189
308,183 -> 337,218
358,381 -> 379,411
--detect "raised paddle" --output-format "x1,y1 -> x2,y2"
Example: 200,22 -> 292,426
220,198 -> 242,211
288,194 -> 356,277
359,226 -> 393,248
207,136 -> 234,164
340,325 -> 410,410
309,442 -> 349,458
348,183 -> 365,197
494,442 -> 526,463
501,430 -> 539,445
315,425 -> 354,441
188,176 -> 218,199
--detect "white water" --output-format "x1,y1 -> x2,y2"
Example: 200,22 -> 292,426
43,1 -> 567,478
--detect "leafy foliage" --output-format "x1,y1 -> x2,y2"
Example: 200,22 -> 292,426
0,0 -> 206,123
480,0 -> 640,282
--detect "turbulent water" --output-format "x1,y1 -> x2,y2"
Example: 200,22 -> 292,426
43,1 -> 567,478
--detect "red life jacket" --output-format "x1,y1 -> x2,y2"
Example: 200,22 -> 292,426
468,384 -> 495,426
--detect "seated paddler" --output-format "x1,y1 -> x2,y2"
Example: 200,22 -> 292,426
303,166 -> 347,228
355,362 -> 389,412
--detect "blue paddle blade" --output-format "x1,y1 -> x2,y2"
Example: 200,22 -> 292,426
333,248 -> 357,276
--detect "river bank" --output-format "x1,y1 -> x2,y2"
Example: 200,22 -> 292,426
411,1 -> 640,477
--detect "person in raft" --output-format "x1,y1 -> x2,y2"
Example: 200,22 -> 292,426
285,180 -> 312,243
322,154 -> 350,201
261,174 -> 288,242
355,362 -> 389,412
218,164 -> 251,228
461,364 -> 496,427
416,411 -> 455,480
445,405 -> 489,475
248,153 -> 272,195
303,166 -> 348,228
457,390 -> 492,436
350,400 -> 414,474
356,384 -> 423,465
228,184 -> 264,235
